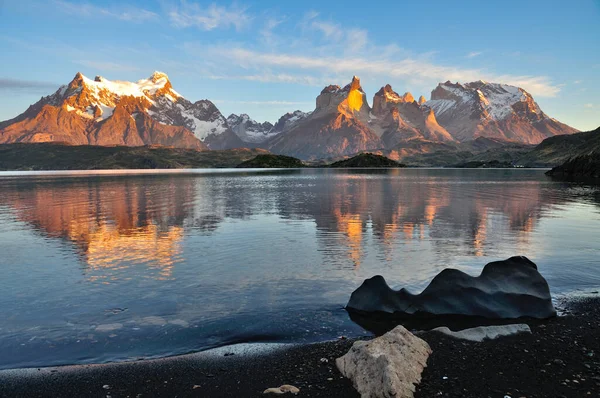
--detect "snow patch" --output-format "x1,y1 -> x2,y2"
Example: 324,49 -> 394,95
80,74 -> 176,99
425,99 -> 456,116
179,108 -> 227,141
432,81 -> 530,121
98,105 -> 114,120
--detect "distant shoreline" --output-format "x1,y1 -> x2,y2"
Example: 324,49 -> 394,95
0,143 -> 557,171
0,167 -> 551,176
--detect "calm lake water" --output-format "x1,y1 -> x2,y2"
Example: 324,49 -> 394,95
1,168 -> 599,369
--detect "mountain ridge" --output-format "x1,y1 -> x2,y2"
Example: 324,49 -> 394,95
0,72 -> 580,160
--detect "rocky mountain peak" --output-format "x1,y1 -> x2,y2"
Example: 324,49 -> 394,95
418,95 -> 427,105
67,72 -> 85,90
321,85 -> 342,94
372,84 -> 414,116
347,76 -> 363,92
149,71 -> 169,83
375,84 -> 399,99
401,92 -> 415,103
315,76 -> 369,116
227,113 -> 279,144
0,70 -> 248,150
426,80 -> 578,143
272,110 -> 310,133
374,85 -> 415,105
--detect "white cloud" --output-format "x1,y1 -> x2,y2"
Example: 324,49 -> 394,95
584,103 -> 594,108
260,16 -> 285,47
203,72 -> 333,86
211,47 -> 560,97
299,12 -> 368,52
574,80 -> 583,84
168,1 -> 250,31
213,100 -> 313,106
466,51 -> 482,58
54,1 -> 158,22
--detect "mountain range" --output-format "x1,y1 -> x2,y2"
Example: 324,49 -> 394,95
0,71 -> 580,160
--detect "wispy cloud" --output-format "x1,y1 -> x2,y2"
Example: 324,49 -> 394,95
203,72 -> 333,86
74,60 -> 141,72
574,80 -> 583,84
0,78 -> 59,93
466,51 -> 482,58
260,16 -> 285,47
301,12 -> 368,52
209,47 -> 561,97
54,1 -> 158,22
584,103 -> 594,108
169,1 -> 251,31
214,100 -> 312,106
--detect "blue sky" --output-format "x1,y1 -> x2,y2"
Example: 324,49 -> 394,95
1,0 -> 599,130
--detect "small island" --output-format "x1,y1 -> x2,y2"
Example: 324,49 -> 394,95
329,153 -> 406,168
236,154 -> 305,168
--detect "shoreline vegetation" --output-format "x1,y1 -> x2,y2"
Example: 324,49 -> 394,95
546,153 -> 600,178
1,126 -> 598,171
0,294 -> 598,397
0,143 -> 564,171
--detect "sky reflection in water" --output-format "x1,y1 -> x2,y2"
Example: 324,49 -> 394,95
0,168 -> 599,369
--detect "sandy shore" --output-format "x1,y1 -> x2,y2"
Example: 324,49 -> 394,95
1,295 -> 598,398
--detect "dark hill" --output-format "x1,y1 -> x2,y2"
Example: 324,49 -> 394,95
518,126 -> 600,166
236,154 -> 304,168
0,143 -> 268,170
546,152 -> 600,178
329,153 -> 406,168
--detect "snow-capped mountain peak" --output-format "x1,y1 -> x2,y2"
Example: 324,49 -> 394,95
425,80 -> 577,143
50,71 -> 183,122
1,71 -> 244,149
227,113 -> 276,144
428,80 -> 535,122
62,71 -> 179,101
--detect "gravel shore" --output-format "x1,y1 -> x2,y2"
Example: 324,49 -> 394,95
1,295 -> 598,398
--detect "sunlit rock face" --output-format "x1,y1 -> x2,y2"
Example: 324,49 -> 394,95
344,76 -> 367,114
371,84 -> 455,143
0,71 -> 243,150
314,76 -> 370,119
425,80 -> 579,143
269,76 -> 381,159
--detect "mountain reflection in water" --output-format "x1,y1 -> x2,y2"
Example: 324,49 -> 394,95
0,168 -> 599,369
0,170 -> 562,277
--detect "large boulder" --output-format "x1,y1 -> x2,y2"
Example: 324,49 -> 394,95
336,325 -> 431,398
347,256 -> 556,332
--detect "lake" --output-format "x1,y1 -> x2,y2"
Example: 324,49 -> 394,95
1,168 -> 599,369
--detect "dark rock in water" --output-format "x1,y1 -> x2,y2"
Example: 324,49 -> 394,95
346,256 -> 556,333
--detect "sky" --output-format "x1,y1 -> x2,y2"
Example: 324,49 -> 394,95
0,0 -> 599,130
